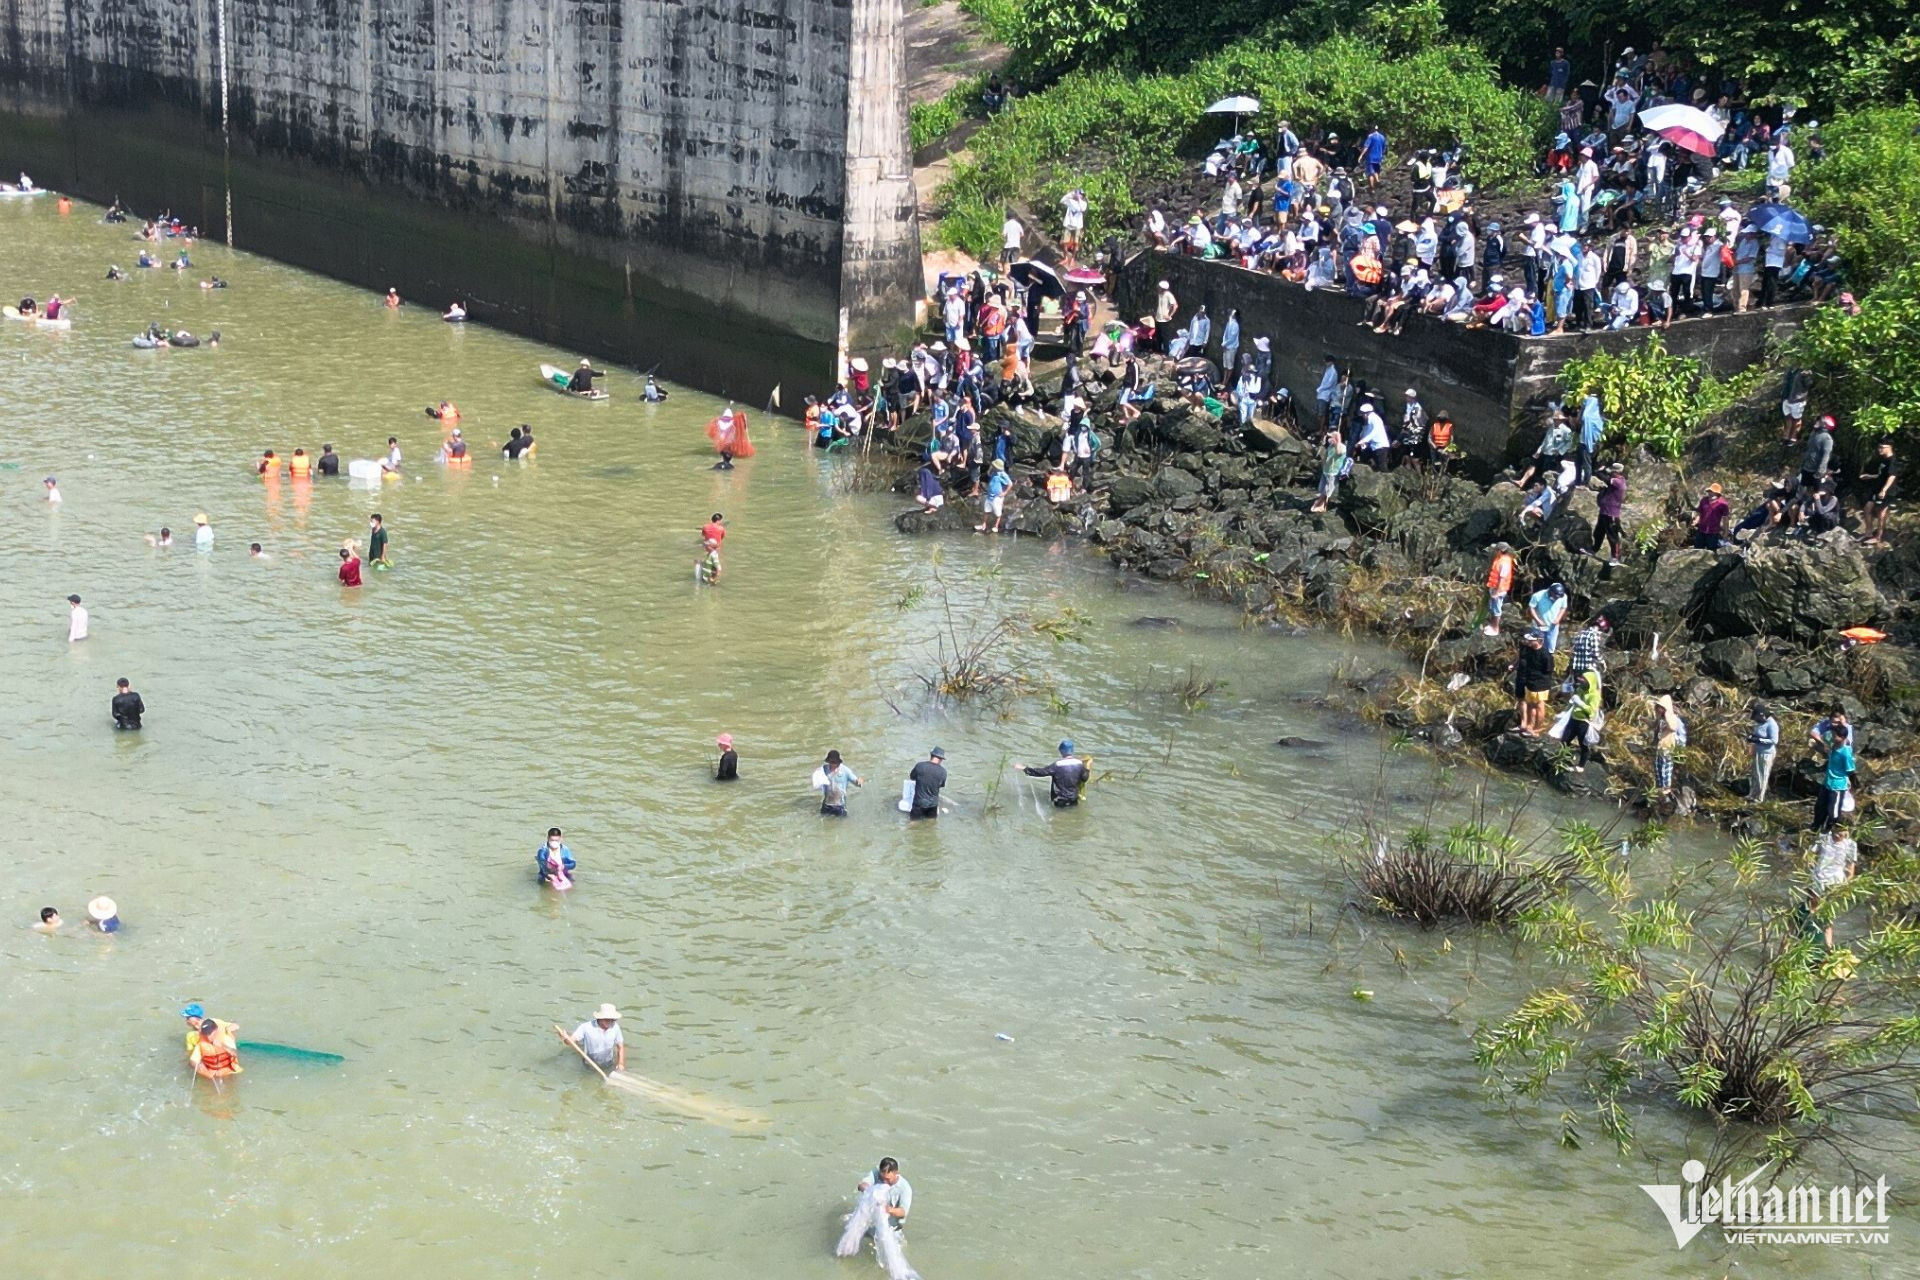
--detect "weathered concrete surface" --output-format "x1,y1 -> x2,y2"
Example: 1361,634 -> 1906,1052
0,0 -> 921,391
1116,252 -> 1804,463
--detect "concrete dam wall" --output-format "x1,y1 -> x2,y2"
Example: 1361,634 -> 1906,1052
0,0 -> 922,396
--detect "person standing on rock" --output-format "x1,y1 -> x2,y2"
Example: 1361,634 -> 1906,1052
1354,400 -> 1391,472
1748,702 -> 1780,804
1569,616 -> 1609,678
1555,666 -> 1602,772
1859,439 -> 1899,546
1233,357 -> 1264,428
1813,723 -> 1854,831
1153,280 -> 1179,353
1483,543 -> 1515,636
1651,694 -> 1685,799
1513,632 -> 1556,736
1314,358 -> 1340,430
1588,463 -> 1628,564
1576,392 -> 1605,485
1219,309 -> 1241,377
1691,483 -> 1731,549
1395,389 -> 1427,468
1310,431 -> 1347,514
1527,582 -> 1568,653
1781,368 -> 1813,443
1799,415 -> 1836,495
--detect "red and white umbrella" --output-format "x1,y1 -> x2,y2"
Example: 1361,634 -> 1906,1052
1637,104 -> 1724,156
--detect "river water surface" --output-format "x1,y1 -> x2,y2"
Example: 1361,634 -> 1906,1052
0,201 -> 1902,1277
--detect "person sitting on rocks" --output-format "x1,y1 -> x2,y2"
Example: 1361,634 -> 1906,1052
1512,412 -> 1573,490
1732,473 -> 1798,544
1795,481 -> 1842,535
1519,471 -> 1568,526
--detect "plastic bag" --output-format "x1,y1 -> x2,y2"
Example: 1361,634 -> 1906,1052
1841,789 -> 1856,814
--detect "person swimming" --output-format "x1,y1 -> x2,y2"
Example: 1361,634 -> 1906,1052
144,527 -> 172,547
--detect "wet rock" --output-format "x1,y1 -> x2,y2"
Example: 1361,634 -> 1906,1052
1130,616 -> 1183,629
1274,735 -> 1332,748
1106,475 -> 1155,512
1338,465 -> 1405,526
1630,548 -> 1733,635
1703,540 -> 1887,641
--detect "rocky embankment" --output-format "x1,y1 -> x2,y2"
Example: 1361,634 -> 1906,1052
883,367 -> 1920,837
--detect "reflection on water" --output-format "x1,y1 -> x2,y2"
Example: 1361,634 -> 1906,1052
0,200 -> 1897,1276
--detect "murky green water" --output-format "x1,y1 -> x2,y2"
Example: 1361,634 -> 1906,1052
0,200 -> 1900,1276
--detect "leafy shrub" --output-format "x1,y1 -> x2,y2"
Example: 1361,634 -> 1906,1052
1559,332 -> 1739,459
911,98 -> 961,152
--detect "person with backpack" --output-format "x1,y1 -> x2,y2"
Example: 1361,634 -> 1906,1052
1652,694 -> 1686,798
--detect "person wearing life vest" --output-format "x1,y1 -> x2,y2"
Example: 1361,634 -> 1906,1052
257,449 -> 279,478
1426,412 -> 1455,470
1045,466 -> 1073,503
181,1003 -> 242,1079
288,448 -> 313,480
1349,247 -> 1384,290
441,428 -> 470,463
1484,542 -> 1516,637
190,1017 -> 242,1079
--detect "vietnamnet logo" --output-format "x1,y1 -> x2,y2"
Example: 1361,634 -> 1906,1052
1640,1159 -> 1893,1247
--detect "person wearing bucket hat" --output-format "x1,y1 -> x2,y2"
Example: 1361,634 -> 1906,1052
1017,739 -> 1089,807
558,1004 -> 625,1072
976,457 -> 1013,534
1692,482 -> 1731,549
87,896 -> 120,933
714,733 -> 739,781
193,512 -> 213,550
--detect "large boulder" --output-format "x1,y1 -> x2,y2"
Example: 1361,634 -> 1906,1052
1701,539 -> 1887,641
1153,467 -> 1204,501
1106,475 -> 1155,513
1338,464 -> 1406,527
1699,637 -> 1759,684
1627,548 -> 1735,639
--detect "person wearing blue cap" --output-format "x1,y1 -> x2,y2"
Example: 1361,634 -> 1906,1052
1017,741 -> 1089,807
180,1002 -> 238,1062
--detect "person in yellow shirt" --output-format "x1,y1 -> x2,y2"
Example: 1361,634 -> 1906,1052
181,1003 -> 241,1075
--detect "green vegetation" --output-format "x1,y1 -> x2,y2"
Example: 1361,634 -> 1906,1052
930,33 -> 1547,256
1794,106 -> 1920,437
911,74 -> 991,152
1558,333 -> 1746,460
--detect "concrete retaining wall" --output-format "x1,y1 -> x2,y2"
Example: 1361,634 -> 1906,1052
1115,252 -> 1804,463
0,0 -> 921,395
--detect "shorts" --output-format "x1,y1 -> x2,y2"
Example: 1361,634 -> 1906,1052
1364,160 -> 1382,176
922,494 -> 945,510
1524,689 -> 1550,706
1783,398 -> 1807,420
983,493 -> 1004,516
820,803 -> 848,817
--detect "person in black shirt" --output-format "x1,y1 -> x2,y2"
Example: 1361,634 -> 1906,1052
907,748 -> 947,819
1018,740 -> 1088,806
715,733 -> 739,781
504,426 -> 535,459
567,359 -> 600,394
1513,632 -> 1555,736
317,443 -> 340,477
1861,440 -> 1899,546
112,678 -> 144,730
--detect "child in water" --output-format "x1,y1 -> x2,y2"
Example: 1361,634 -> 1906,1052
698,538 -> 722,585
537,827 -> 576,889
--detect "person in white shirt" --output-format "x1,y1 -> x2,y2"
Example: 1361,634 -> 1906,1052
1761,232 -> 1789,307
43,475 -> 61,504
1603,78 -> 1639,133
1608,280 -> 1640,328
1000,213 -> 1024,266
1059,189 -> 1087,257
1766,141 -> 1796,197
1145,207 -> 1167,247
193,512 -> 213,549
67,594 -> 88,642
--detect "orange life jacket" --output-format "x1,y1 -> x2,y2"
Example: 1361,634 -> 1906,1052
1046,472 -> 1072,501
981,307 -> 1006,337
1429,418 -> 1454,449
1351,251 -> 1384,285
1487,553 -> 1514,593
288,454 -> 312,478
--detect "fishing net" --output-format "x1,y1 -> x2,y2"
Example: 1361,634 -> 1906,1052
834,1186 -> 923,1280
705,409 -> 755,458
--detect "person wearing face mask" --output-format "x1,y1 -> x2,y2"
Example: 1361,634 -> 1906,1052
536,827 -> 577,889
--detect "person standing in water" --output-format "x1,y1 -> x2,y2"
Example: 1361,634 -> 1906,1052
1017,740 -> 1089,806
698,538 -> 722,584
337,546 -> 363,587
536,827 -> 576,888
44,475 -> 61,504
907,748 -> 947,820
556,1004 -> 624,1072
67,594 -> 88,642
193,513 -> 213,549
317,443 -> 340,477
814,750 -> 862,815
368,514 -> 389,567
35,907 -> 61,932
702,512 -> 727,546
856,1158 -> 912,1237
384,287 -> 401,309
382,437 -> 402,474
112,678 -> 144,730
715,734 -> 739,780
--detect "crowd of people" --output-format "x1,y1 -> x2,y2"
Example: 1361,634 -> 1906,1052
1129,50 -> 1841,343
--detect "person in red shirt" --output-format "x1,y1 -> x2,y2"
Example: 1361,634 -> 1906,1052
337,546 -> 363,586
701,512 -> 726,546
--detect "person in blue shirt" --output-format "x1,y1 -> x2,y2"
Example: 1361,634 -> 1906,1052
1814,725 -> 1854,831
975,459 -> 1014,533
536,827 -> 577,888
1577,393 -> 1605,484
1528,582 -> 1569,652
1362,127 -> 1387,189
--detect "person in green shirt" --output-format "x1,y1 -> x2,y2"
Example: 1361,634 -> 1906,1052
1309,432 -> 1347,514
368,513 -> 390,567
1555,668 -> 1602,771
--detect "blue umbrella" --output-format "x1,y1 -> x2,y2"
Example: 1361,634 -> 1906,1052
1748,203 -> 1812,244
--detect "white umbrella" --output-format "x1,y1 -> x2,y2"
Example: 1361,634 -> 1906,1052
1637,104 -> 1724,155
1204,94 -> 1261,137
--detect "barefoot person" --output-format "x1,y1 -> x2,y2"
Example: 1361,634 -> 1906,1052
556,1004 -> 625,1073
